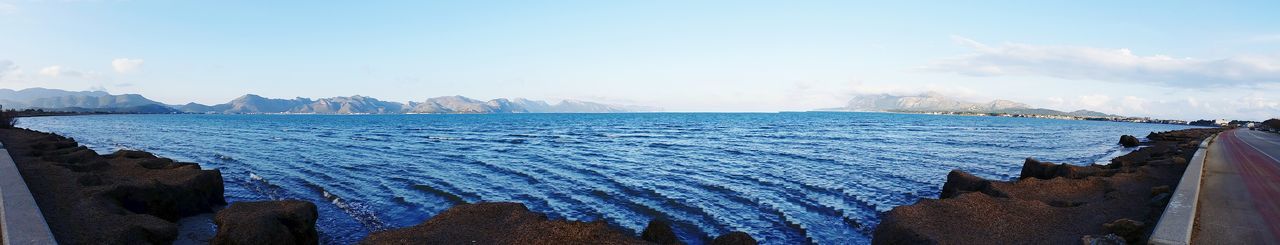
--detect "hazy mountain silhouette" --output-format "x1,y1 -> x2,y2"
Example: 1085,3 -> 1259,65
827,92 -> 1118,117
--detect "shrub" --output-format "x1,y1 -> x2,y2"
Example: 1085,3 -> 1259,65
0,105 -> 17,129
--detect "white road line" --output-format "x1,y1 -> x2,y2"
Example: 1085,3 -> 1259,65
1236,131 -> 1280,165
1244,130 -> 1280,146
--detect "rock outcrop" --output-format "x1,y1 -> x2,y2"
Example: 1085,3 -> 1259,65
641,220 -> 679,244
360,202 -> 650,244
1119,135 -> 1140,147
0,128 -> 226,244
873,128 -> 1222,244
1018,158 -> 1115,180
710,232 -> 758,245
362,202 -> 757,245
212,200 -> 319,245
940,170 -> 1007,199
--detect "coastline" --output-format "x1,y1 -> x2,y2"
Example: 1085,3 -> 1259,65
872,128 -> 1223,244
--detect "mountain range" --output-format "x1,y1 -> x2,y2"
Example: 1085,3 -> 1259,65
0,88 -> 659,114
823,92 -> 1119,118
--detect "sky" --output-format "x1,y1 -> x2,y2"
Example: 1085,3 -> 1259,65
1,1 -> 1279,120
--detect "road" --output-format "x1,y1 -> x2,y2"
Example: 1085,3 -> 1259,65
1194,129 -> 1280,244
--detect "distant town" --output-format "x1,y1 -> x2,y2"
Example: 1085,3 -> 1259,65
915,110 -> 1277,129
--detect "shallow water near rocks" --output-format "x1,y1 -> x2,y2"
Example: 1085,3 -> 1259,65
19,112 -> 1194,244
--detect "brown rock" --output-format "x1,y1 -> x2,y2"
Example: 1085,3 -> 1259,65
1102,219 -> 1145,243
1020,158 -> 1059,180
1150,185 -> 1171,196
940,170 -> 1007,199
642,220 -> 679,244
1081,234 -> 1126,245
213,200 -> 319,245
0,128 -> 229,244
360,202 -> 647,245
1119,135 -> 1140,147
710,231 -> 757,245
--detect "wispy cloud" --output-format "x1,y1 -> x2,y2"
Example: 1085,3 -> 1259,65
38,65 -> 85,78
0,60 -> 16,78
0,2 -> 16,15
924,36 -> 1280,88
1042,93 -> 1280,121
1246,34 -> 1280,43
112,58 -> 144,73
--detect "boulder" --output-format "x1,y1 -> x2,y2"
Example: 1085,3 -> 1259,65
710,231 -> 758,245
1020,158 -> 1059,180
360,202 -> 647,244
1119,135 -> 1140,147
1102,219 -> 1145,243
1150,185 -> 1171,197
213,200 -> 319,245
1020,158 -> 1109,180
1081,233 -> 1126,245
940,170 -> 1007,199
641,220 -> 679,244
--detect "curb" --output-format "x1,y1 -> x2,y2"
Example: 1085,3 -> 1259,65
0,142 -> 58,245
1148,133 -> 1217,245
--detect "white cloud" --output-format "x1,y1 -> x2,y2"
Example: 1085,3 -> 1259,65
111,58 -> 144,73
1041,93 -> 1279,121
0,60 -> 16,78
925,36 -> 1280,88
1247,34 -> 1280,43
0,2 -> 16,15
38,65 -> 87,78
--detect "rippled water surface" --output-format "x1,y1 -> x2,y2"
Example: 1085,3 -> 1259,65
19,113 -> 1194,244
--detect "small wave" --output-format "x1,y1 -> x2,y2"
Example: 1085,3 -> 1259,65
426,136 -> 459,141
306,181 -> 389,231
411,184 -> 468,205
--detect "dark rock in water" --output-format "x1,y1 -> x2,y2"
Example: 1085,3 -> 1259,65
1119,135 -> 1140,147
1102,219 -> 1145,243
1081,233 -> 1126,245
213,200 -> 319,245
941,170 -> 1007,199
642,220 -> 680,244
710,231 -> 758,245
360,202 -> 647,244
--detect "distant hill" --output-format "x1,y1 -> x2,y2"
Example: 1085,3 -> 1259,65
0,88 -> 175,113
181,94 -> 656,114
824,92 -> 1121,117
0,88 -> 659,115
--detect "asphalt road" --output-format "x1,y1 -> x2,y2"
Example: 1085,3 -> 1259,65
1194,129 -> 1280,244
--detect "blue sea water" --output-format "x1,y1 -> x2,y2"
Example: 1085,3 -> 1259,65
18,112 -> 1194,244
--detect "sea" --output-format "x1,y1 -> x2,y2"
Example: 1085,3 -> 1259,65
17,112 -> 1196,244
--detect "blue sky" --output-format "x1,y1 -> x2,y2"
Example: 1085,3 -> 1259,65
1,1 -> 1278,120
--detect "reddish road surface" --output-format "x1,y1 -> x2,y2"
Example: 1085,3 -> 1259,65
1194,129 -> 1280,244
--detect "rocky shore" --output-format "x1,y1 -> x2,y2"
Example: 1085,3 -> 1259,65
873,128 -> 1222,244
0,128 -> 226,243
